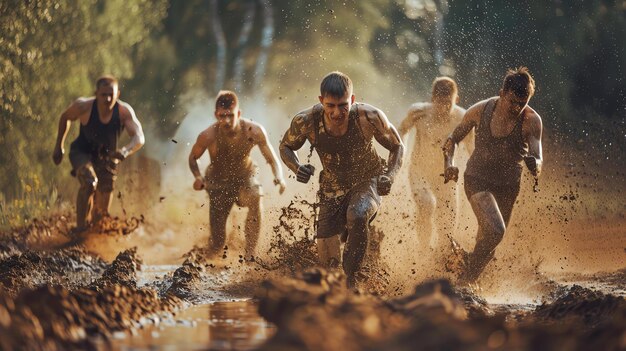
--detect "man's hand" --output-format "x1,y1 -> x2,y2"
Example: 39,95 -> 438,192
296,164 -> 315,183
523,156 -> 538,176
377,174 -> 393,196
193,177 -> 205,191
443,166 -> 459,184
52,146 -> 64,165
274,178 -> 286,194
111,149 -> 127,162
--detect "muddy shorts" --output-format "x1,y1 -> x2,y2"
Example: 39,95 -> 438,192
69,147 -> 118,192
464,174 -> 520,224
316,178 -> 381,240
205,176 -> 262,209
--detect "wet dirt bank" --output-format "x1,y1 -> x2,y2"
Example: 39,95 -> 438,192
255,269 -> 625,351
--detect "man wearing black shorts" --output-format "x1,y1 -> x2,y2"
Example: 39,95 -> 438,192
279,72 -> 404,287
442,67 -> 543,283
52,76 -> 145,232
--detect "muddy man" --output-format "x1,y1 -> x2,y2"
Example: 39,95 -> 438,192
442,67 -> 543,283
398,77 -> 473,250
189,90 -> 286,259
279,72 -> 404,287
52,76 -> 145,233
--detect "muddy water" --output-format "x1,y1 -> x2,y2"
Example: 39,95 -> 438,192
110,300 -> 274,351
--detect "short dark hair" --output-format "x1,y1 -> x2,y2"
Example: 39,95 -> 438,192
502,67 -> 535,98
431,77 -> 458,98
95,75 -> 118,90
215,90 -> 239,110
320,71 -> 353,98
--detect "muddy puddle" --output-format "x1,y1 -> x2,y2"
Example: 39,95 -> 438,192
109,300 -> 273,351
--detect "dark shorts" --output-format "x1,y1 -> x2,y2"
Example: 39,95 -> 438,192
464,174 -> 520,225
69,147 -> 118,192
316,178 -> 381,239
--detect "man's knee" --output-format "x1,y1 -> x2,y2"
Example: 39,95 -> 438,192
346,199 -> 377,230
77,166 -> 97,193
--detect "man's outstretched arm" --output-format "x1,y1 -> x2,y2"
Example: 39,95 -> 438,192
365,107 -> 405,180
523,112 -> 543,177
442,104 -> 479,182
279,113 -> 315,183
118,102 -> 145,159
256,124 -> 286,193
52,99 -> 88,165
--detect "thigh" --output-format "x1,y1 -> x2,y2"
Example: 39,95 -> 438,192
236,178 -> 262,208
316,194 -> 348,239
69,149 -> 93,176
346,178 -> 381,220
493,183 -> 520,226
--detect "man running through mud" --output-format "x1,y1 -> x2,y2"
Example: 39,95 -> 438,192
189,90 -> 286,259
279,71 -> 404,287
442,67 -> 543,283
398,77 -> 472,250
52,76 -> 145,233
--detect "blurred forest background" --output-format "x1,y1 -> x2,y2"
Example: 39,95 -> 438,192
1,0 -> 624,226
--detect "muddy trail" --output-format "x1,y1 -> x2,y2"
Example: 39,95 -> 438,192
0,207 -> 624,350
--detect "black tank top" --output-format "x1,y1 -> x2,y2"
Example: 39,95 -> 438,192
71,101 -> 122,158
312,103 -> 384,196
465,97 -> 528,185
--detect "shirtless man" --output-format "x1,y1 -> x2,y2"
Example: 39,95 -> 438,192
442,67 -> 543,283
279,72 -> 404,287
52,76 -> 145,232
189,90 -> 286,259
398,77 -> 472,250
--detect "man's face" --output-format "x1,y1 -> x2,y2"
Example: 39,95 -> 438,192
431,94 -> 456,117
215,104 -> 241,132
318,92 -> 355,128
96,84 -> 119,110
501,91 -> 530,117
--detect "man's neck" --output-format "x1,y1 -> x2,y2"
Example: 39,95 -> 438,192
323,114 -> 349,137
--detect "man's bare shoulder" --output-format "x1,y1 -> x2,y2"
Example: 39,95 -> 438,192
451,105 -> 466,120
409,102 -> 431,113
117,100 -> 137,118
197,123 -> 218,143
240,118 -> 268,140
357,102 -> 390,128
71,97 -> 94,113
289,105 -> 318,133
465,97 -> 495,119
523,106 -> 543,128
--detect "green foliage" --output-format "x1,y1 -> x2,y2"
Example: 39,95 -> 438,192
0,0 -> 167,199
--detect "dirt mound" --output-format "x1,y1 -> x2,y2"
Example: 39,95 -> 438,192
256,270 -> 626,351
533,284 -> 626,327
91,247 -> 142,289
0,247 -> 107,296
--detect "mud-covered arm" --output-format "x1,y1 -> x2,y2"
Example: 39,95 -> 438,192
279,114 -> 311,174
365,108 -> 405,180
397,106 -> 422,139
118,102 -> 145,158
443,105 -> 479,170
189,131 -> 210,180
256,125 -> 285,183
524,113 -> 543,177
52,99 -> 87,164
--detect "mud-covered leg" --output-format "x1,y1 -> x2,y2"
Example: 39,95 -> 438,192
317,236 -> 341,268
463,192 -> 506,282
75,165 -> 98,229
239,184 -> 262,259
343,187 -> 380,287
433,183 -> 458,249
411,180 -> 436,249
93,190 -> 113,224
208,190 -> 234,257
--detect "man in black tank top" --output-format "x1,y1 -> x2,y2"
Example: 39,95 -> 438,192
189,91 -> 286,259
52,76 -> 145,233
280,72 -> 405,288
442,67 -> 544,284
